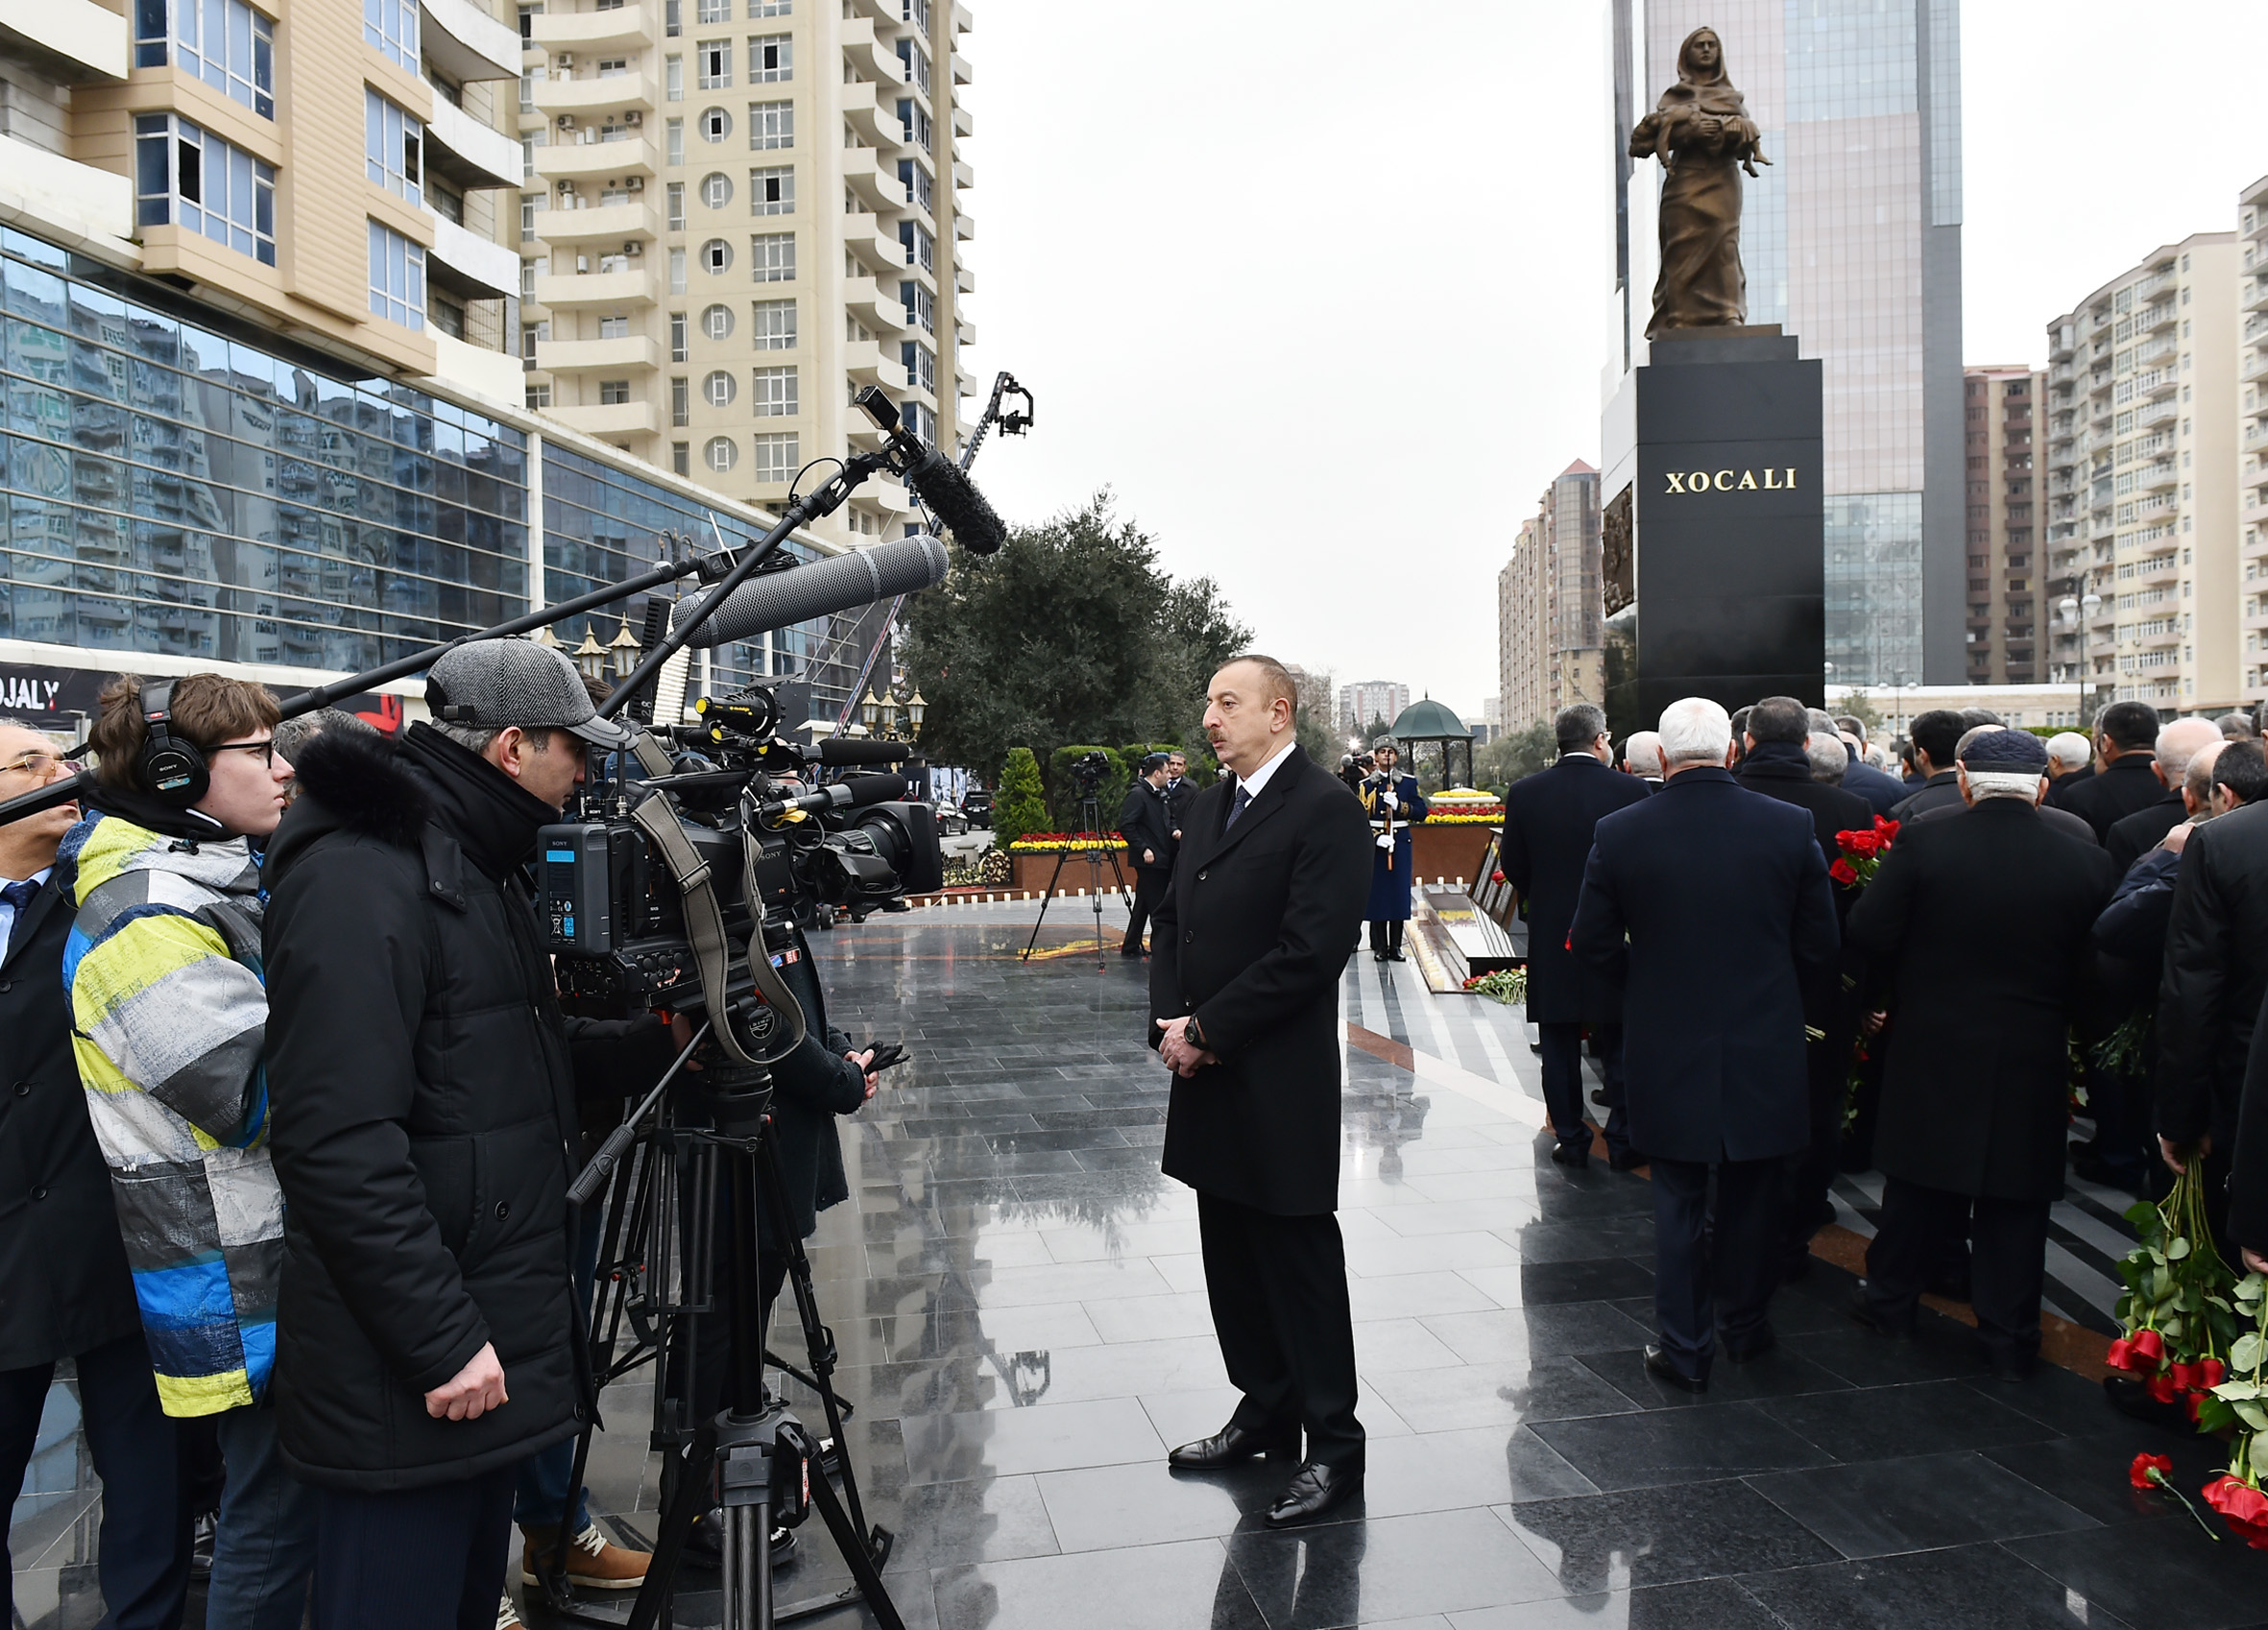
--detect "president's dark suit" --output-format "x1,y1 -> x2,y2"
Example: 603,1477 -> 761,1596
1569,768 -> 1839,1379
1150,745 -> 1372,1467
0,868 -> 189,1629
1496,755 -> 1647,1161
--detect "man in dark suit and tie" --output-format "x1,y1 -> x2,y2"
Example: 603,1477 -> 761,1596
1117,753 -> 1176,958
2059,700 -> 2168,840
1162,750 -> 1197,839
1150,656 -> 1373,1525
1571,697 -> 1840,1391
1496,704 -> 1648,1168
0,720 -> 189,1629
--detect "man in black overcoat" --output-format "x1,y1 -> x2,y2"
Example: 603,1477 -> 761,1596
1847,729 -> 2115,1380
1886,709 -> 1967,824
1496,703 -> 1646,1169
1570,698 -> 1839,1391
1118,753 -> 1176,957
1150,656 -> 1372,1526
2106,717 -> 2222,874
0,720 -> 189,1630
2059,700 -> 2167,841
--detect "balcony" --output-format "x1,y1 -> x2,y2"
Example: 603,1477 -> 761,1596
532,268 -> 656,307
949,51 -> 972,84
528,5 -> 652,53
2244,419 -> 2268,453
0,0 -> 127,83
546,399 -> 660,438
840,17 -> 898,88
2130,555 -> 2179,585
532,134 -> 660,180
841,80 -> 898,150
842,217 -> 902,276
841,339 -> 892,389
421,0 -> 520,83
952,208 -> 973,242
2136,626 -> 2180,650
953,2 -> 973,36
2247,276 -> 2268,314
535,198 -> 660,245
843,276 -> 908,336
2137,460 -> 2178,492
426,216 -> 519,300
423,95 -> 521,193
2134,337 -> 2177,369
537,335 -> 660,374
952,104 -> 972,139
842,146 -> 898,214
2136,395 -> 2179,428
952,157 -> 973,192
531,71 -> 655,116
954,263 -> 974,294
2246,349 -> 2268,385
2138,302 -> 2178,333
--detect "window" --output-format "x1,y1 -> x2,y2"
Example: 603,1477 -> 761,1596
896,99 -> 931,152
665,56 -> 683,100
899,341 -> 932,395
703,369 -> 736,406
671,376 -> 689,424
902,0 -> 929,27
751,232 -> 794,281
894,37 -> 929,95
665,0 -> 681,31
900,280 -> 932,333
749,34 -> 790,82
669,311 -> 689,359
598,314 -> 629,339
673,442 -> 690,475
752,432 -> 798,483
364,0 -> 418,71
701,302 -> 735,340
135,114 -> 277,266
898,220 -> 933,272
599,379 -> 632,405
751,165 -> 792,215
696,0 -> 728,17
751,0 -> 791,13
700,171 -> 733,209
138,0 -> 276,117
368,219 -> 426,329
901,398 -> 928,442
526,383 -> 552,409
700,238 -> 731,274
752,365 -> 796,416
669,246 -> 687,293
666,118 -> 686,164
751,298 -> 794,348
897,159 -> 932,215
699,106 -> 731,142
705,436 -> 737,471
696,38 -> 731,86
749,100 -> 792,150
366,91 -> 424,207
666,181 -> 686,230
521,194 -> 541,241
522,319 -> 549,357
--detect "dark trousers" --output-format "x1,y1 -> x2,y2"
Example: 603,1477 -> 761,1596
1649,1156 -> 1781,1380
1865,1178 -> 2050,1367
2087,1057 -> 2155,1186
1786,1017 -> 1856,1261
0,1332 -> 190,1630
1366,919 -> 1405,956
1539,1023 -> 1626,1160
1123,868 -> 1169,953
1196,1191 -> 1363,1471
312,1464 -> 516,1630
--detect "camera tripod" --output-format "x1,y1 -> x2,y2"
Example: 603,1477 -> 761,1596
535,1032 -> 905,1630
1020,789 -> 1136,971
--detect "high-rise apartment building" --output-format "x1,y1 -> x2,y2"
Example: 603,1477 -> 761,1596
518,0 -> 974,550
1339,680 -> 1409,737
1496,462 -> 1604,731
1605,0 -> 1965,686
1960,366 -> 2044,686
2043,233 -> 2239,714
2240,176 -> 2268,704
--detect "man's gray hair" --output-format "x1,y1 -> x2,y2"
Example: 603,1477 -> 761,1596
1805,731 -> 1847,783
2156,716 -> 2225,782
1658,697 -> 1731,766
1555,704 -> 1607,755
1807,707 -> 1838,737
2045,731 -> 2092,771
1623,730 -> 1665,777
432,720 -> 560,757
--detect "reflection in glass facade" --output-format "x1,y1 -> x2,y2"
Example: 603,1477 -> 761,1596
1824,492 -> 1921,686
0,226 -> 856,721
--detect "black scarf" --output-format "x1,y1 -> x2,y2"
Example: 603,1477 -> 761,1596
399,722 -> 558,882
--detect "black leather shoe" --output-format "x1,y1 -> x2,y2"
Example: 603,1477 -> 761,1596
1847,1284 -> 1914,1339
1722,1326 -> 1776,1364
1386,949 -> 1408,962
1550,1142 -> 1589,1169
1643,1343 -> 1707,1393
1607,1151 -> 1644,1172
1168,1423 -> 1300,1470
1264,1461 -> 1363,1527
1373,949 -> 1389,963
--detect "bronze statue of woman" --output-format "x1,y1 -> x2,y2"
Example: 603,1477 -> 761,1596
1629,27 -> 1769,340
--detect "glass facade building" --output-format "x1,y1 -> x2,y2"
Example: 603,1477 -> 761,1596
0,224 -> 859,719
1608,0 -> 1965,686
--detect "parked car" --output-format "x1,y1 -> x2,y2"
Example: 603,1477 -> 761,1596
962,788 -> 992,827
935,800 -> 971,836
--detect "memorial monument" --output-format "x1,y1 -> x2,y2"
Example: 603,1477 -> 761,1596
1601,26 -> 1823,733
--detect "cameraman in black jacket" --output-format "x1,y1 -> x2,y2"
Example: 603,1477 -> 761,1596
263,641 -> 672,1630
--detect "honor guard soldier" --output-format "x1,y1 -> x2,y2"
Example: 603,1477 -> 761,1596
1360,739 -> 1428,962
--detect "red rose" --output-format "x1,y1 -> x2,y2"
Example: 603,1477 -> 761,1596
1841,829 -> 1881,858
2131,1452 -> 2175,1490
2146,1371 -> 2180,1403
2204,1475 -> 2268,1547
2172,1361 -> 2202,1390
2105,1337 -> 2137,1373
2186,1391 -> 2206,1424
2132,1328 -> 2165,1362
1875,816 -> 1899,841
1830,858 -> 1860,886
1491,870 -> 1507,884
2202,1357 -> 2229,1387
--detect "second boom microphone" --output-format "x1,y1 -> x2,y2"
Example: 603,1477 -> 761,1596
672,534 -> 950,650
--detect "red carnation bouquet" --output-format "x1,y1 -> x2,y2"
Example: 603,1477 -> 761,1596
1829,815 -> 1898,888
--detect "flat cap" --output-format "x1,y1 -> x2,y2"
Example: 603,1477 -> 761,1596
426,636 -> 638,750
1957,727 -> 2048,773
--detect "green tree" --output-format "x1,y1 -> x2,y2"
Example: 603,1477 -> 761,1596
1363,713 -> 1392,747
1294,704 -> 1334,768
1835,688 -> 1886,738
901,493 -> 1251,788
1474,720 -> 1556,795
992,747 -> 1048,846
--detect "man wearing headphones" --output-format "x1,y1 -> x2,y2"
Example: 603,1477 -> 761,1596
62,674 -> 313,1628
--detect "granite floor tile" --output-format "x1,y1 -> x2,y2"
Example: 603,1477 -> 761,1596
1359,1425 -> 1601,1517
1084,1290 -> 1221,1343
1226,1506 -> 1569,1627
1982,1427 -> 2226,1528
1501,1477 -> 1838,1592
1446,1574 -> 1786,1629
1734,1543 -> 2139,1630
1418,1302 -> 1656,1365
1531,1402 -> 1838,1491
1352,1317 -> 1468,1373
1757,1378 -> 2062,1462
1034,1456 -> 1287,1552
2005,1520 -> 2265,1629
900,1396 -> 1165,1483
1576,1344 -> 1854,1411
1363,1355 -> 1636,1433
931,1536 -> 1267,1630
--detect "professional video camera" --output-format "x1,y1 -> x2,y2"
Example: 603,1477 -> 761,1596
1070,748 -> 1111,796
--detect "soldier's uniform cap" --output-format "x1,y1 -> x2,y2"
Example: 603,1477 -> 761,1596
425,637 -> 638,750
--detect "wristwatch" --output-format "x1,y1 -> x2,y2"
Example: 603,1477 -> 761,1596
1186,1016 -> 1209,1052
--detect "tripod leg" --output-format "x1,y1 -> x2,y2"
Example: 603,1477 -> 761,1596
625,1415 -> 718,1630
1021,844 -> 1077,960
785,1423 -> 907,1630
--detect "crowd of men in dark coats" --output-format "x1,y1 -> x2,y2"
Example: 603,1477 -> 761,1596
1498,691 -> 2268,1394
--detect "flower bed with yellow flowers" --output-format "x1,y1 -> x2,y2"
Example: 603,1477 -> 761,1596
1004,831 -> 1131,853
1421,789 -> 1505,826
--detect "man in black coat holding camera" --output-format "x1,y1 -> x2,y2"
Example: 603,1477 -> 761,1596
1118,753 -> 1175,957
1150,656 -> 1372,1527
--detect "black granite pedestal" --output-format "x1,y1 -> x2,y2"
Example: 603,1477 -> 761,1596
1601,327 -> 1824,731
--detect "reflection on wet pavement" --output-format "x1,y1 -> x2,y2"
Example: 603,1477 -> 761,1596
10,902 -> 2232,1629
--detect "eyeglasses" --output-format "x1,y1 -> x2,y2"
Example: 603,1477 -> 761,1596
0,749 -> 75,780
211,738 -> 279,767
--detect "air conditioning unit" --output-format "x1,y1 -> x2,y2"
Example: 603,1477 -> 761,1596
556,53 -> 573,69
625,176 -> 644,192
557,114 -> 576,130
623,110 -> 642,127
624,241 -> 643,257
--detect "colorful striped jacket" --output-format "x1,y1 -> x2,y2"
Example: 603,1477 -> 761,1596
60,807 -> 281,1417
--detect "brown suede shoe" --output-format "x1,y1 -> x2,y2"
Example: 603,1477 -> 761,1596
521,1521 -> 653,1591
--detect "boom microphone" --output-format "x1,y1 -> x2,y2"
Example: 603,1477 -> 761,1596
904,446 -> 1007,556
815,737 -> 915,766
759,772 -> 908,821
672,535 -> 950,650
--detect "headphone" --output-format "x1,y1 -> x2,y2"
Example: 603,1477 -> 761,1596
137,680 -> 210,807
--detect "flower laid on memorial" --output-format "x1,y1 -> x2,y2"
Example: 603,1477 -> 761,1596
2192,1271 -> 2268,1546
1829,816 -> 1898,888
1004,831 -> 1130,853
2131,1452 -> 2221,1539
1463,968 -> 1528,1006
2110,1165 -> 2240,1427
1423,789 -> 1505,826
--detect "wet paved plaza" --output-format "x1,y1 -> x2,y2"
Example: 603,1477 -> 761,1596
12,900 -> 2268,1628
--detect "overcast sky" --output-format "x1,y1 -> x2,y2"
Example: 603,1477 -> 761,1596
951,1 -> 2263,723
